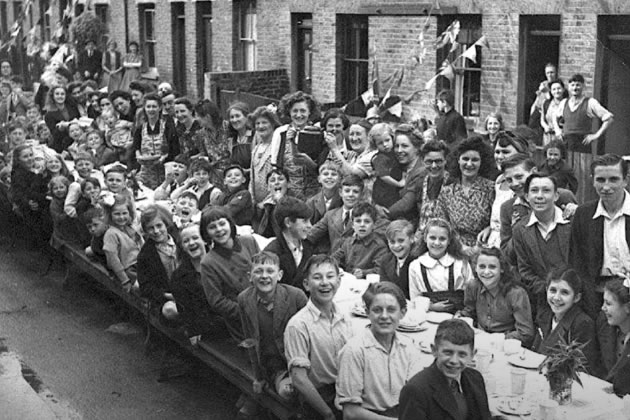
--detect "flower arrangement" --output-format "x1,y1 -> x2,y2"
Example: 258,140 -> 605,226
538,336 -> 588,404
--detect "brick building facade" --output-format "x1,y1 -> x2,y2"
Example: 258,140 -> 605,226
1,0 -> 629,154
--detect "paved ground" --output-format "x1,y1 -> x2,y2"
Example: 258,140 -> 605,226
0,238 -> 240,420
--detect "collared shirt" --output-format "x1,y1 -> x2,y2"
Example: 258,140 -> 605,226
594,191 -> 630,276
284,300 -> 354,388
283,233 -> 303,267
336,328 -> 423,412
332,232 -> 388,275
342,209 -> 352,230
408,253 -> 473,299
155,235 -> 178,279
526,206 -> 569,241
396,258 -> 407,276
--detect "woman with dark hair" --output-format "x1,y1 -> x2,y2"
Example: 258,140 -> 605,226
43,85 -> 81,153
119,41 -> 142,91
249,105 -> 281,205
436,136 -> 495,249
535,269 -> 600,375
538,139 -> 578,194
195,99 -> 230,178
415,139 -> 450,236
385,124 -> 426,222
598,278 -> 630,396
541,79 -> 568,146
320,107 -> 351,163
225,102 -> 254,170
174,97 -> 204,159
199,207 -> 260,341
270,91 -> 322,200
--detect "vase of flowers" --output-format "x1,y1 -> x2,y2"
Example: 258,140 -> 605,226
539,336 -> 588,405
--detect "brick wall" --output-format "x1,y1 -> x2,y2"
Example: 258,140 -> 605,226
207,69 -> 289,101
184,2 -> 198,97
211,0 -> 233,72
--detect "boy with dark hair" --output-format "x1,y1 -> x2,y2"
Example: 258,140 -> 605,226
332,201 -> 388,278
153,155 -> 189,200
307,173 -> 364,253
435,89 -> 467,146
284,255 -> 353,420
216,164 -> 253,226
83,207 -> 108,265
238,251 -> 308,402
173,191 -> 200,228
399,319 -> 491,420
264,196 -> 314,288
306,161 -> 342,225
172,158 -> 221,210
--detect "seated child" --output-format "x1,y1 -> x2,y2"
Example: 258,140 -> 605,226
408,218 -> 474,313
85,129 -> 117,170
172,158 -> 222,210
264,196 -> 314,289
284,255 -> 354,420
153,155 -> 188,201
137,205 -> 180,314
35,122 -> 52,148
103,109 -> 134,164
64,122 -> 86,161
332,201 -> 387,278
378,219 -> 417,299
82,207 -> 108,264
537,139 -> 578,195
65,153 -> 105,217
75,177 -> 101,220
459,247 -> 535,347
305,161 -> 342,225
308,173 -> 364,254
399,319 -> 491,420
237,251 -> 308,401
173,191 -> 200,228
102,194 -> 144,293
216,164 -> 254,226
337,282 -> 423,418
254,167 -> 289,238
103,164 -> 132,200
25,104 -> 43,134
48,175 -> 87,246
370,123 -> 403,208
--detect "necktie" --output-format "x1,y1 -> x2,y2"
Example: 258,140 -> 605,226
449,379 -> 468,420
343,211 -> 350,230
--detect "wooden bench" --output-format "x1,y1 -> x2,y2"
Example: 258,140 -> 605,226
50,236 -> 299,420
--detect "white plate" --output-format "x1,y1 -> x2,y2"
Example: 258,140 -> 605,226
426,312 -> 453,324
397,322 -> 428,332
351,305 -> 367,318
507,352 -> 545,369
496,397 -> 536,415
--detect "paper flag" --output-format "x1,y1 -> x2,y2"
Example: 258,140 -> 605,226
395,67 -> 405,88
474,35 -> 490,50
45,5 -> 52,16
380,87 -> 392,107
439,63 -> 455,81
424,74 -> 439,91
449,40 -> 459,53
435,20 -> 460,50
461,44 -> 477,63
361,88 -> 374,106
386,101 -> 402,118
403,89 -> 424,104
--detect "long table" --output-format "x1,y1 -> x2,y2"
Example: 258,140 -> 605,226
334,273 -> 626,420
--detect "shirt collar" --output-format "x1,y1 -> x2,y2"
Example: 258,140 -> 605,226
526,206 -> 569,227
593,191 -> 630,220
514,195 -> 530,208
282,232 -> 302,253
363,328 -> 405,353
352,231 -> 376,244
418,253 -> 454,268
305,300 -> 343,323
212,236 -> 241,259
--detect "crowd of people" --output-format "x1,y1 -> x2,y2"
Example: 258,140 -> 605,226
0,45 -> 629,420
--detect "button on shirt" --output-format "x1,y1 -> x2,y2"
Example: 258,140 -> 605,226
284,300 -> 354,388
595,191 -> 630,277
336,328 -> 423,412
526,206 -> 569,241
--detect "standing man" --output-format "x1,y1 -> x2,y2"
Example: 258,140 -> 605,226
529,62 -> 558,122
569,154 -> 630,317
435,89 -> 467,146
77,41 -> 103,83
0,60 -> 12,85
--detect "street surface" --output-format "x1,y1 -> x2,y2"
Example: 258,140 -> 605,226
0,239 -> 240,420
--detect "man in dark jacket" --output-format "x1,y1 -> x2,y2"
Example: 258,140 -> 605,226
77,41 -> 102,82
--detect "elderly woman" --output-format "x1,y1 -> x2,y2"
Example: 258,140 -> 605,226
270,91 -> 321,200
385,124 -> 425,222
249,105 -> 281,205
326,119 -> 376,200
44,85 -> 80,153
436,136 -> 495,250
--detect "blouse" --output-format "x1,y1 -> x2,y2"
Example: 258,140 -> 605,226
408,253 -> 473,299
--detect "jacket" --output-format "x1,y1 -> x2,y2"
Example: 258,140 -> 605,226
264,234 -> 314,289
597,313 -> 630,396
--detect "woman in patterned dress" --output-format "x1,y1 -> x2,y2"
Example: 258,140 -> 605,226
249,106 -> 281,206
132,93 -> 177,189
436,136 -> 495,252
194,99 -> 228,187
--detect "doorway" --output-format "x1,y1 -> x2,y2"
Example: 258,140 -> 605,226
292,14 -> 313,94
172,3 -> 186,95
517,15 -> 560,125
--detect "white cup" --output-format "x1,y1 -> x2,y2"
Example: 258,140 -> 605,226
510,368 -> 527,395
366,274 -> 380,283
412,296 -> 431,313
491,333 -> 505,352
475,349 -> 492,374
539,399 -> 558,420
504,338 -> 522,355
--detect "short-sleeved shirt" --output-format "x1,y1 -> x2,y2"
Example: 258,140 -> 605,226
103,225 -> 144,269
284,300 -> 354,388
336,328 -> 423,412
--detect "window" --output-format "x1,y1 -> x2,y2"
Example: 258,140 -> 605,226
197,1 -> 212,73
0,3 -> 7,38
234,0 -> 256,71
39,0 -> 51,41
436,15 -> 482,118
13,1 -> 21,21
95,4 -> 108,26
139,3 -> 156,68
337,15 -> 369,103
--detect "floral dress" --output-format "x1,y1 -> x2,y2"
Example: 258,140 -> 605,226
436,177 -> 496,247
137,120 -> 168,189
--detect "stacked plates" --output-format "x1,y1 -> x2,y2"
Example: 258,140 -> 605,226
351,304 -> 367,318
397,321 -> 428,332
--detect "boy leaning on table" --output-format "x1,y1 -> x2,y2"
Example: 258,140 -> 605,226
399,319 -> 491,420
284,254 -> 354,420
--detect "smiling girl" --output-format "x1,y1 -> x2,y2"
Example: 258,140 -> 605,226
459,247 -> 534,346
409,218 -> 473,313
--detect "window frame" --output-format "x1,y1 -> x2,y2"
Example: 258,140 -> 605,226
139,3 -> 156,68
234,0 -> 257,71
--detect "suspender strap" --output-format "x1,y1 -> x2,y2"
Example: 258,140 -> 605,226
448,264 -> 455,291
419,265 -> 433,294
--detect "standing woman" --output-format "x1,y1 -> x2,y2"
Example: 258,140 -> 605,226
436,136 -> 495,250
481,112 -> 504,147
101,40 -> 123,93
131,93 -> 178,189
270,91 -> 321,200
119,41 -> 142,92
174,97 -> 204,159
44,85 -> 80,153
540,79 -> 568,146
225,102 -> 254,170
249,105 -> 281,205
598,278 -> 630,396
194,99 -> 228,186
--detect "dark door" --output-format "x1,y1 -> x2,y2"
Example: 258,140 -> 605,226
294,14 -> 313,94
338,15 -> 368,104
172,3 -> 186,95
517,16 -> 560,125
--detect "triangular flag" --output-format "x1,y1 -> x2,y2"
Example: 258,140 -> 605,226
10,22 -> 21,38
435,20 -> 460,50
386,101 -> 402,118
461,44 -> 477,64
45,5 -> 52,15
380,87 -> 392,107
424,74 -> 439,91
474,35 -> 490,50
439,64 -> 455,82
63,2 -> 73,19
361,88 -> 374,106
403,89 -> 423,104
394,67 -> 405,88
